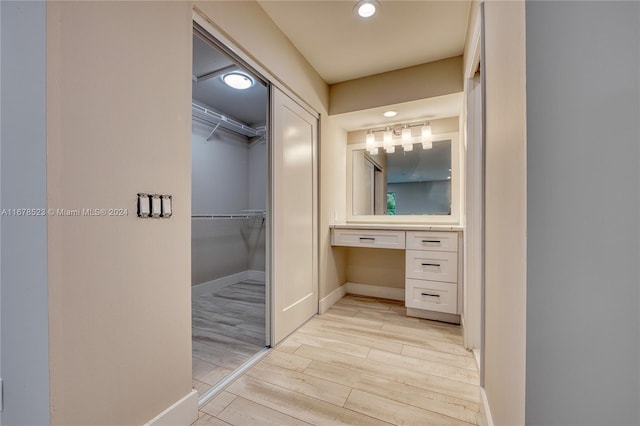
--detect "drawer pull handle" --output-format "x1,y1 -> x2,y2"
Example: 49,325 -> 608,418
359,237 -> 375,241
421,263 -> 441,267
422,240 -> 441,243
421,293 -> 440,298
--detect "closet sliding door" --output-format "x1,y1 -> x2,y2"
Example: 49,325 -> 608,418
271,87 -> 318,345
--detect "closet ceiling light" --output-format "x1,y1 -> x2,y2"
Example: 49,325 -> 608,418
222,72 -> 254,90
354,0 -> 379,18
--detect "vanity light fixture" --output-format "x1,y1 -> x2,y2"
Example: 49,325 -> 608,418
365,121 -> 435,153
222,72 -> 254,90
383,110 -> 398,118
354,0 -> 379,18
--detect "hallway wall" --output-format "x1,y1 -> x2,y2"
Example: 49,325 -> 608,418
46,2 -> 193,424
482,2 -> 527,424
525,2 -> 640,424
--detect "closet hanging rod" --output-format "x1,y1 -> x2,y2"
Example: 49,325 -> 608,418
192,213 -> 266,219
192,103 -> 265,138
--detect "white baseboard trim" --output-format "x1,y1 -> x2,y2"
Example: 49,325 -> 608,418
144,390 -> 198,426
192,270 -> 265,298
406,307 -> 460,324
480,387 -> 494,426
319,284 -> 347,314
345,282 -> 405,301
248,270 -> 266,282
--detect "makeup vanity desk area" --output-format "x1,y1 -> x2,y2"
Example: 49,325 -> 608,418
330,224 -> 463,324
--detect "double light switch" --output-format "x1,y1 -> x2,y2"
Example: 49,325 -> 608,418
137,193 -> 172,218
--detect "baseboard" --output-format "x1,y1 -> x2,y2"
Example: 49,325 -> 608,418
144,390 -> 198,426
248,270 -> 265,282
319,284 -> 347,314
192,270 -> 264,298
345,282 -> 405,301
480,387 -> 494,426
406,307 -> 460,324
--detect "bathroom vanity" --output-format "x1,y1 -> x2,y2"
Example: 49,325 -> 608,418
331,224 -> 463,324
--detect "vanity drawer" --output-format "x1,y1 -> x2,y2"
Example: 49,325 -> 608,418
406,250 -> 457,282
332,229 -> 405,249
406,231 -> 458,252
406,279 -> 457,314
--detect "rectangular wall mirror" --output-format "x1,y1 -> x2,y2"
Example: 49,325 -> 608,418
347,132 -> 460,224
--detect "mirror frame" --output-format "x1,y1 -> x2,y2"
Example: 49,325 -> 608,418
346,131 -> 461,225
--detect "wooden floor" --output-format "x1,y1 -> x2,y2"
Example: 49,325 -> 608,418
192,295 -> 484,426
192,280 -> 267,394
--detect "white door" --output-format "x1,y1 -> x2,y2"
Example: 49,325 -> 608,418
271,87 -> 318,345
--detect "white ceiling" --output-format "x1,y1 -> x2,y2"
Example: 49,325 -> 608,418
258,0 -> 471,84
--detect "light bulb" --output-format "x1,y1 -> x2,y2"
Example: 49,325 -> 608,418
402,126 -> 411,142
422,140 -> 433,150
368,147 -> 379,155
222,72 -> 254,90
356,0 -> 377,18
366,132 -> 375,149
403,143 -> 413,152
386,146 -> 395,154
421,124 -> 432,140
383,129 -> 393,148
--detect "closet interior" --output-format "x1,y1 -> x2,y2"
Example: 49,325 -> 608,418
191,30 -> 269,397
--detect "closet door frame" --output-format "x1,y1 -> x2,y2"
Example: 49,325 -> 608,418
193,12 -> 320,348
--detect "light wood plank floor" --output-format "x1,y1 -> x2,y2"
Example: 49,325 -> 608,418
192,295 -> 484,426
192,280 -> 267,394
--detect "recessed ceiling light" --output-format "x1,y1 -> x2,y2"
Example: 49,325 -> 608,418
222,72 -> 254,90
383,110 -> 398,118
354,0 -> 379,18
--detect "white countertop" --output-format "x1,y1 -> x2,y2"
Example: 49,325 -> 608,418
331,223 -> 463,232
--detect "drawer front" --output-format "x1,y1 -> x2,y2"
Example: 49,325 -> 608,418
406,250 -> 457,282
332,229 -> 405,249
406,231 -> 458,252
405,279 -> 457,313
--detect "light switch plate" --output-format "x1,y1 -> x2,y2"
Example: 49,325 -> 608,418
161,195 -> 172,218
151,195 -> 162,218
137,193 -> 151,217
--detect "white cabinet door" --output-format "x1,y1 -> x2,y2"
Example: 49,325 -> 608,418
271,87 -> 318,345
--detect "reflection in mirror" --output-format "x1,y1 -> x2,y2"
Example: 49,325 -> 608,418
352,140 -> 451,216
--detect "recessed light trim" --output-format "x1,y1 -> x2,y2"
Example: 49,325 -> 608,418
383,110 -> 398,118
222,72 -> 254,90
354,0 -> 379,18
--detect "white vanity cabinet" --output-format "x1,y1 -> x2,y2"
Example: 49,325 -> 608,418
330,226 -> 463,323
405,231 -> 460,320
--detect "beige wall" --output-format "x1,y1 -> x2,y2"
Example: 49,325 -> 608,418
346,248 -> 405,288
47,2 -> 193,424
194,1 -> 347,300
482,1 -> 527,424
329,56 -> 463,115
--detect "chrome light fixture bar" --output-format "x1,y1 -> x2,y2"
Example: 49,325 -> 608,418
365,121 -> 433,154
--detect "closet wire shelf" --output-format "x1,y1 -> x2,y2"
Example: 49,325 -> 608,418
192,103 -> 266,139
